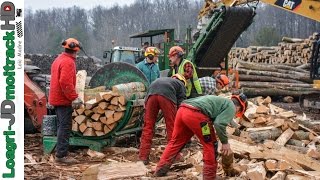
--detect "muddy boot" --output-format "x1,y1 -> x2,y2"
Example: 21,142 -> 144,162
55,156 -> 79,164
155,164 -> 170,177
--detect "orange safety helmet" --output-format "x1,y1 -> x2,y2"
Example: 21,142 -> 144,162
62,38 -> 81,52
168,46 -> 184,57
215,74 -> 229,87
144,47 -> 160,57
172,74 -> 187,86
231,93 -> 248,118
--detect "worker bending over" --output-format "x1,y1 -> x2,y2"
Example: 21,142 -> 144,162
136,47 -> 160,84
199,74 -> 229,95
168,46 -> 202,98
49,38 -> 83,164
155,94 -> 248,179
139,74 -> 187,165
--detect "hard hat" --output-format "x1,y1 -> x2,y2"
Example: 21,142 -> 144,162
168,46 -> 184,57
216,74 -> 229,87
172,74 -> 187,86
231,93 -> 248,118
62,38 -> 81,51
144,47 -> 160,57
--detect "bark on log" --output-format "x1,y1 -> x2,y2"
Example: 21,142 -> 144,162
249,128 -> 282,142
239,74 -> 304,83
238,69 -> 311,83
242,88 -> 318,97
240,82 -> 312,88
282,37 -> 304,43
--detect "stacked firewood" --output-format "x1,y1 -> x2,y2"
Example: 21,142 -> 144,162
72,82 -> 146,137
229,33 -> 318,65
24,54 -> 101,76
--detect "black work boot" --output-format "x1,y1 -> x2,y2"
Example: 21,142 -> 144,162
155,165 -> 170,177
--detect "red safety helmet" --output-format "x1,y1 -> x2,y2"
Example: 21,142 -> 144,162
231,93 -> 248,118
61,38 -> 81,52
216,74 -> 229,87
168,46 -> 184,57
172,73 -> 187,86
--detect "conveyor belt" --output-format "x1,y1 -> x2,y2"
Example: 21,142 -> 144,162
189,6 -> 255,77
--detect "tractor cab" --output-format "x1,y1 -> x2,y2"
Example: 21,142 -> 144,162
103,46 -> 141,65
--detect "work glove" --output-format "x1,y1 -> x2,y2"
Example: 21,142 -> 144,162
72,98 -> 83,109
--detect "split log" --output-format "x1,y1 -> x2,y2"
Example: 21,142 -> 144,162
91,113 -> 102,121
92,122 -> 104,131
79,123 -> 87,133
107,105 -> 118,111
75,70 -> 87,105
98,102 -> 108,110
76,108 -> 85,115
95,131 -> 105,136
270,171 -> 286,180
84,110 -> 94,117
72,110 -> 78,117
105,110 -> 115,119
100,117 -> 108,125
285,174 -> 309,180
72,120 -> 79,132
103,92 -> 114,101
96,107 -> 106,114
112,82 -> 146,94
113,112 -> 124,122
265,159 -> 277,170
85,99 -> 98,110
118,96 -> 126,106
275,128 -> 294,146
240,82 -> 312,88
246,162 -> 266,180
74,115 -> 87,124
86,119 -> 93,128
110,97 -> 119,105
96,92 -> 111,102
83,128 -> 96,136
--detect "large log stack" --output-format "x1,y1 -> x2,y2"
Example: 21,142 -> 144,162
72,82 -> 146,137
228,33 -> 319,97
24,54 -> 101,76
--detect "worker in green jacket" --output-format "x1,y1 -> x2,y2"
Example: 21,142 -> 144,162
136,47 -> 160,84
155,94 -> 248,180
168,46 -> 202,98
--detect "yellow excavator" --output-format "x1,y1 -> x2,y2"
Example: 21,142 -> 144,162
199,0 -> 320,21
197,0 -> 320,111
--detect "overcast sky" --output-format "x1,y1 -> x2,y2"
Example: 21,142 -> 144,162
25,0 -> 136,10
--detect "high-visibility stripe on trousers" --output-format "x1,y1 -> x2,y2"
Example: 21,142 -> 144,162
155,105 -> 218,180
139,95 -> 177,161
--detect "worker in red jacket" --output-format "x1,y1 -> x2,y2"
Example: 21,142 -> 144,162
154,94 -> 248,179
139,74 -> 187,165
49,38 -> 83,164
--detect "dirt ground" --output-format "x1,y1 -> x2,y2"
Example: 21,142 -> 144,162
24,102 -> 319,180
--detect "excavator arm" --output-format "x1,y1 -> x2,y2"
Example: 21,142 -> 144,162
200,0 -> 320,21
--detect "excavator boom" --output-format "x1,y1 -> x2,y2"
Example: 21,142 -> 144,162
200,0 -> 320,21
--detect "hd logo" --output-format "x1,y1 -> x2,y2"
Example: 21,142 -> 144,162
1,1 -> 15,30
275,0 -> 302,11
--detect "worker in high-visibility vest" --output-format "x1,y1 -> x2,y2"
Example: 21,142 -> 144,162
168,46 -> 202,98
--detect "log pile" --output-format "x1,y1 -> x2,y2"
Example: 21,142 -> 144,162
72,82 -> 146,137
223,96 -> 320,179
24,54 -> 100,76
229,33 -> 318,65
227,33 -> 319,97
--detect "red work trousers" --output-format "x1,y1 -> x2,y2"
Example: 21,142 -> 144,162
139,95 -> 177,161
155,105 -> 218,180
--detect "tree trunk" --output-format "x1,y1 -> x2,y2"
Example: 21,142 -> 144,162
239,74 -> 304,83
